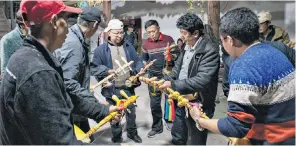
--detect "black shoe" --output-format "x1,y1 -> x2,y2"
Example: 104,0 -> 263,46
147,130 -> 163,138
111,137 -> 123,143
127,134 -> 142,143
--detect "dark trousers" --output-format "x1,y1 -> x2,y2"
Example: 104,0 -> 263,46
106,88 -> 138,140
171,106 -> 215,145
148,72 -> 163,132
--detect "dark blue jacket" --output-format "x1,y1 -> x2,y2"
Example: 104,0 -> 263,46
90,41 -> 144,99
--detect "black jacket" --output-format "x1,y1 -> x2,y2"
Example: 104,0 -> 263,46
164,36 -> 220,109
0,36 -> 109,144
222,41 -> 295,97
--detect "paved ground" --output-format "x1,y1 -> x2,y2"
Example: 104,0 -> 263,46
88,74 -> 229,145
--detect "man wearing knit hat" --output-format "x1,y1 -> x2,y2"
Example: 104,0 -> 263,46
0,0 -> 121,144
258,11 -> 291,46
91,19 -> 144,143
54,6 -> 107,142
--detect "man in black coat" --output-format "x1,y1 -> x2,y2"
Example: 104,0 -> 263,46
159,13 -> 220,145
0,0 -> 120,144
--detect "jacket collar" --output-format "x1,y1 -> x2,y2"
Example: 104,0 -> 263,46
192,35 -> 211,54
23,35 -> 63,76
70,24 -> 85,43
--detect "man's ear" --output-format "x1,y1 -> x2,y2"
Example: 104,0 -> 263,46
193,30 -> 199,38
49,14 -> 58,30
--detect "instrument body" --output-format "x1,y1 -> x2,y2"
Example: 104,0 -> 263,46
90,59 -> 134,91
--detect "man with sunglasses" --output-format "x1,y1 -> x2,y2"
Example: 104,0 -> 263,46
53,6 -> 105,142
91,19 -> 144,143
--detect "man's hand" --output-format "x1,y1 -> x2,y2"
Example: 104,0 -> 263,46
164,43 -> 170,60
108,69 -> 116,75
138,68 -> 146,76
189,106 -> 202,121
158,81 -> 171,90
108,105 -> 122,113
109,105 -> 123,124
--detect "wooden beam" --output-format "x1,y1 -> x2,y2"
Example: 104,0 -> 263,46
103,0 -> 111,23
207,1 -> 220,44
103,0 -> 111,41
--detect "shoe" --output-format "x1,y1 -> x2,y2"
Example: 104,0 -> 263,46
111,137 -> 123,143
127,134 -> 142,143
147,130 -> 163,138
164,122 -> 173,131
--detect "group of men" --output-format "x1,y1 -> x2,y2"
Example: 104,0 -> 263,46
0,0 -> 294,145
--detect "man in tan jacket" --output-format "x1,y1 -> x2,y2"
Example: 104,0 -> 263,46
258,11 -> 294,48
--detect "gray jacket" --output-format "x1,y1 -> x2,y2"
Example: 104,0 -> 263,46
54,24 -> 100,121
54,24 -> 94,100
164,36 -> 220,109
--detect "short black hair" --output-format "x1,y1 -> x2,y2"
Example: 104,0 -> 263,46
177,38 -> 183,43
145,20 -> 159,29
176,13 -> 204,35
220,7 -> 259,45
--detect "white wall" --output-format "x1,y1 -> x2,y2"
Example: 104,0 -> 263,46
115,1 -> 295,42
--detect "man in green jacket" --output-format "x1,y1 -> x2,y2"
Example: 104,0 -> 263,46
258,11 -> 292,47
0,10 -> 29,76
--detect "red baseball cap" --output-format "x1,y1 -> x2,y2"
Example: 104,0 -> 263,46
20,0 -> 82,27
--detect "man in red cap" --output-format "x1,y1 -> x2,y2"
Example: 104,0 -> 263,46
0,0 -> 121,144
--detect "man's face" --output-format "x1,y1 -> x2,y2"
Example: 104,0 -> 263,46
84,21 -> 99,38
146,25 -> 160,41
53,12 -> 69,49
259,21 -> 269,33
108,28 -> 124,44
220,35 -> 236,58
177,40 -> 183,48
179,28 -> 195,45
128,27 -> 134,32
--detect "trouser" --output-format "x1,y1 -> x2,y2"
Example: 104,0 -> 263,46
148,72 -> 163,132
106,88 -> 138,141
171,105 -> 215,145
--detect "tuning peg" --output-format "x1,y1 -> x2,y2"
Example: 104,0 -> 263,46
121,57 -> 132,71
120,90 -> 130,99
115,60 -> 125,73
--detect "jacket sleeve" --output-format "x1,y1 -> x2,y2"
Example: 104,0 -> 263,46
16,71 -> 84,144
217,102 -> 255,138
171,44 -> 220,94
221,54 -> 235,97
54,41 -> 94,99
0,38 -> 11,75
90,45 -> 111,81
282,30 -> 290,45
268,41 -> 295,67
